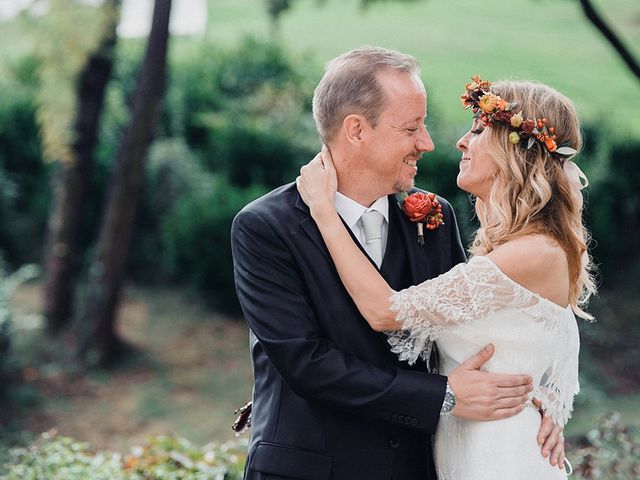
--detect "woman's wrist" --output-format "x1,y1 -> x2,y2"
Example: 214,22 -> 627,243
311,202 -> 339,225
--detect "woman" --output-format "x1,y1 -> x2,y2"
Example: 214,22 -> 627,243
296,78 -> 596,479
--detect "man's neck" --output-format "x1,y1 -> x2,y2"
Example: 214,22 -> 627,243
337,183 -> 388,208
335,162 -> 390,208
330,143 -> 391,207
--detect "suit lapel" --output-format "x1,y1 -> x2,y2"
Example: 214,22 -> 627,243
389,193 -> 432,284
296,193 -> 333,264
296,191 -> 378,268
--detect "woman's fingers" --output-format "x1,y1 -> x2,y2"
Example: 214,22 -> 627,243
320,144 -> 336,173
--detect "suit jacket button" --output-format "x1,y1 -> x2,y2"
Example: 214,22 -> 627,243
389,439 -> 400,448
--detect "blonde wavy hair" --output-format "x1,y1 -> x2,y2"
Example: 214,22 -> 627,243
469,80 -> 597,319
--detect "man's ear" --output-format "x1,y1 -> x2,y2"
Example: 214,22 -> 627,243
342,114 -> 368,146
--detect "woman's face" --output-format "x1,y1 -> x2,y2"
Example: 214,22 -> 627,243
456,118 -> 499,201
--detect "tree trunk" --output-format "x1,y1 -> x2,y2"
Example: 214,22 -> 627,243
42,0 -> 120,334
579,0 -> 640,82
77,0 -> 172,366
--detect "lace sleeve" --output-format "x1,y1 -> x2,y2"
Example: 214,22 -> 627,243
386,256 -> 535,365
531,328 -> 580,426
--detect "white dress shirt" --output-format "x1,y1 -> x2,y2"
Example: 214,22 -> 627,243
334,192 -> 389,262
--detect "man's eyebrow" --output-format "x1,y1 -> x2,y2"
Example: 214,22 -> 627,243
400,116 -> 425,125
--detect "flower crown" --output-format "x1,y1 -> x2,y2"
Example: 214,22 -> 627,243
461,76 -> 577,157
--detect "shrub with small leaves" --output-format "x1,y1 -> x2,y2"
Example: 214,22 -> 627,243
3,431 -> 125,480
568,412 -> 640,479
122,435 -> 246,480
3,431 -> 247,480
0,258 -> 40,378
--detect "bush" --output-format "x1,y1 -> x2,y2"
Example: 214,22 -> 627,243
0,55 -> 50,266
133,138 -> 269,313
0,257 -> 41,460
130,138 -> 207,283
161,177 -> 267,314
129,38 -> 318,310
568,412 -> 640,479
2,431 -> 247,479
168,37 -> 318,189
0,259 -> 39,379
4,419 -> 638,480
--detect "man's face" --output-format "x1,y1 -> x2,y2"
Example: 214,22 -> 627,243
363,71 -> 434,194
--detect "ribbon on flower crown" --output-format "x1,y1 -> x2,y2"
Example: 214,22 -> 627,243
563,160 -> 588,208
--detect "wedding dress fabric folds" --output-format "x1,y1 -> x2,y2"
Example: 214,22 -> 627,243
387,255 -> 578,479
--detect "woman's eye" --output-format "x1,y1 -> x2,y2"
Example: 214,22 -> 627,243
471,128 -> 484,135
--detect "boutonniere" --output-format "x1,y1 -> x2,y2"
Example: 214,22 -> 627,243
397,191 -> 444,245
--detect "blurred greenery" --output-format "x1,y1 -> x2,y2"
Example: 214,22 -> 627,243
0,0 -> 638,476
3,432 -> 247,479
1,416 -> 637,479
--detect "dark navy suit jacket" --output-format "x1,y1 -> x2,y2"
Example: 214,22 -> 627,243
231,183 -> 466,480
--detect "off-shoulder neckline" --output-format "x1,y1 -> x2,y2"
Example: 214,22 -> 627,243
470,255 -> 573,313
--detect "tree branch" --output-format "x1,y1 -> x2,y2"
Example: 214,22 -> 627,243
579,0 -> 640,82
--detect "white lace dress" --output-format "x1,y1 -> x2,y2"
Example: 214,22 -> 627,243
387,255 -> 579,480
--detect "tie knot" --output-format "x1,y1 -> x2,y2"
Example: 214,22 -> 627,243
361,210 -> 384,244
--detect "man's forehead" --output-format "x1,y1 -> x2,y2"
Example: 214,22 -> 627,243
377,69 -> 425,92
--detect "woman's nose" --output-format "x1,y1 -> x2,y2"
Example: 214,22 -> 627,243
456,132 -> 471,152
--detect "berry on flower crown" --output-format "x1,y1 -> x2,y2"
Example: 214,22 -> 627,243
461,76 -> 577,157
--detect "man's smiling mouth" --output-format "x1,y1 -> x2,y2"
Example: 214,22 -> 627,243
403,158 -> 418,167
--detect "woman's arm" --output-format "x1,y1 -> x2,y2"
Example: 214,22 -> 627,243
297,148 -> 399,331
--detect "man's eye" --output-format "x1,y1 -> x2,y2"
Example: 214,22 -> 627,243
407,124 -> 426,133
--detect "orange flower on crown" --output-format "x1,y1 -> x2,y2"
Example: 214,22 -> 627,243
478,93 -> 499,113
467,75 -> 491,91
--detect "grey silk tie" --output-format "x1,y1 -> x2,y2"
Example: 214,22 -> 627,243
360,210 -> 384,268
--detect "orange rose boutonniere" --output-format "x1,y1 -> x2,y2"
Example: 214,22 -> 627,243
400,191 -> 444,245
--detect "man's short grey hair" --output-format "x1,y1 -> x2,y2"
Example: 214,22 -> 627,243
312,46 -> 421,144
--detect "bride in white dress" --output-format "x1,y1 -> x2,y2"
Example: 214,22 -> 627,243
296,78 -> 596,479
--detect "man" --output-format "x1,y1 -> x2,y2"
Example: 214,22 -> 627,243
231,46 -> 563,480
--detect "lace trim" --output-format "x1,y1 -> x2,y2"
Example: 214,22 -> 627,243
386,255 -> 579,426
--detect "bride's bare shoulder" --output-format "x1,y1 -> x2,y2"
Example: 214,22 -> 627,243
487,234 -> 569,304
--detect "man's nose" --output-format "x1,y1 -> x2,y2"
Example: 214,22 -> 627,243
416,127 -> 435,152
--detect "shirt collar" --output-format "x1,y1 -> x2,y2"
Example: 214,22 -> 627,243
334,191 -> 389,230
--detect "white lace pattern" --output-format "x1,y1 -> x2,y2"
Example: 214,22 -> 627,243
387,255 -> 580,427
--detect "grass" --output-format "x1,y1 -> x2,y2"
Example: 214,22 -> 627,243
198,0 -> 640,132
1,0 -> 638,133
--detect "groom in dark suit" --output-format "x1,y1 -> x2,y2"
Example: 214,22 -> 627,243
232,47 -> 558,480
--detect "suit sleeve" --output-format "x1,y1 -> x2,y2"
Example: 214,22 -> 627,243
231,208 -> 447,434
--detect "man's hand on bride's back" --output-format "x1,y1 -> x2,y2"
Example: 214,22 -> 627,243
296,145 -> 339,221
448,343 -> 533,421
